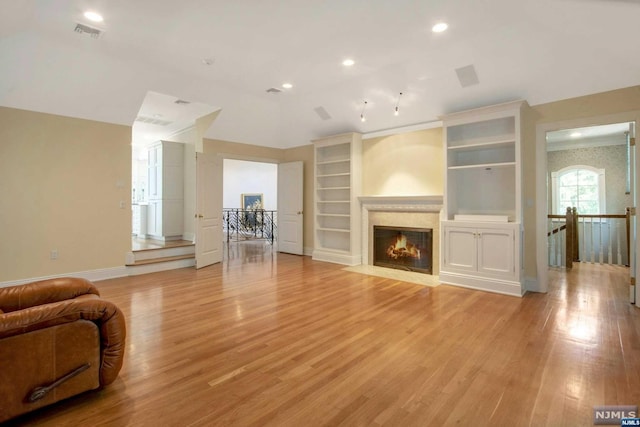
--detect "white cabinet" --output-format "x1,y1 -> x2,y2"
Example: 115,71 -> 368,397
147,141 -> 184,241
442,222 -> 516,280
312,133 -> 362,265
440,101 -> 528,296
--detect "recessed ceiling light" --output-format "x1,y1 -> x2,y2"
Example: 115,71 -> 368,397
282,83 -> 293,89
342,59 -> 355,67
84,11 -> 104,23
432,22 -> 448,33
570,132 -> 582,138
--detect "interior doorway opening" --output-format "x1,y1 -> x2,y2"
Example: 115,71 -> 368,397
545,121 -> 635,302
222,159 -> 278,254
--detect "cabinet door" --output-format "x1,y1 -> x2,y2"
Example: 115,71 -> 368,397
148,145 -> 162,200
147,200 -> 162,237
477,227 -> 514,278
444,226 -> 477,272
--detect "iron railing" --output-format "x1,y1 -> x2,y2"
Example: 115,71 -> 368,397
223,208 -> 277,244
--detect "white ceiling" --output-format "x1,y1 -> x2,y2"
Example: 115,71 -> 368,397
546,122 -> 632,151
1,0 -> 639,149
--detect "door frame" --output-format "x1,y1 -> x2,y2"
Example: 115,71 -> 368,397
217,152 -> 281,252
535,112 -> 639,297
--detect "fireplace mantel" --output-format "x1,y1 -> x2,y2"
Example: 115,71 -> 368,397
358,195 -> 443,212
359,195 -> 443,273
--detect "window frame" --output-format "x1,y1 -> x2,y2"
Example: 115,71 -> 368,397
551,165 -> 606,216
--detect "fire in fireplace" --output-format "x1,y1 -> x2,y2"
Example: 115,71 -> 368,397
373,226 -> 432,274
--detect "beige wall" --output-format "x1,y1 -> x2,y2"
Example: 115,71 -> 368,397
203,138 -> 285,161
0,107 -> 131,282
362,128 -> 443,196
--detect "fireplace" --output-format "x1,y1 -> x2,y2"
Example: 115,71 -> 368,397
373,226 -> 433,274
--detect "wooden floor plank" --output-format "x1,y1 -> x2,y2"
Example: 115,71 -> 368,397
5,246 -> 640,426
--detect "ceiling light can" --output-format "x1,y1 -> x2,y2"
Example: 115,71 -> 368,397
84,11 -> 104,23
432,22 -> 448,33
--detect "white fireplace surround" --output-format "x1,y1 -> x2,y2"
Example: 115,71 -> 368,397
358,195 -> 444,269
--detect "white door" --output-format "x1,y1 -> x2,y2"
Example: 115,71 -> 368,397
277,161 -> 304,255
477,227 -> 515,278
443,225 -> 477,272
196,152 -> 222,268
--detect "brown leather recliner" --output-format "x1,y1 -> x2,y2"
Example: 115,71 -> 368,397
0,277 -> 126,422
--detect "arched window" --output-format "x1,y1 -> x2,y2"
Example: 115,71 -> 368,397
551,165 -> 605,215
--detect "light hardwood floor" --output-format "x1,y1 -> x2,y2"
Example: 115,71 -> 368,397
8,246 -> 640,426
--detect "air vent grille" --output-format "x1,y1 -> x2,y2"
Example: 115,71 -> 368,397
266,87 -> 282,94
74,23 -> 102,39
174,99 -> 191,105
135,116 -> 173,126
455,64 -> 480,88
314,106 -> 332,121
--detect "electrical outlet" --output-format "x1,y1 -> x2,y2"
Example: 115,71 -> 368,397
50,250 -> 58,260
119,200 -> 125,209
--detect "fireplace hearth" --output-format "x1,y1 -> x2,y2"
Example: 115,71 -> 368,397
373,226 -> 432,274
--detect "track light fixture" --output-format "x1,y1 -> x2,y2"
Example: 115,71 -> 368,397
394,92 -> 403,116
360,101 -> 368,122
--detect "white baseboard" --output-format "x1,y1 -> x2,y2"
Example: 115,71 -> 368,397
0,266 -> 129,288
182,232 -> 195,242
439,271 -> 525,297
312,249 -> 362,266
0,258 -> 198,288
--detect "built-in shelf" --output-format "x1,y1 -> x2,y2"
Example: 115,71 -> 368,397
317,159 -> 350,165
317,227 -> 350,233
440,100 -> 527,297
447,138 -> 515,152
448,161 -> 516,170
313,133 -> 362,265
317,173 -> 351,178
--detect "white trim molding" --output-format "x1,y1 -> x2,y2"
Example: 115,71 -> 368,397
0,267 -> 129,288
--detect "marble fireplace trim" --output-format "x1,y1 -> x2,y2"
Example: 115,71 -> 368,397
358,195 -> 443,274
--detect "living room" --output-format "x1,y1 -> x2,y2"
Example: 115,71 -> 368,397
2,1 -> 640,425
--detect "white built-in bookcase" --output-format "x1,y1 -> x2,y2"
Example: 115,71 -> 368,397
440,101 -> 528,297
312,133 -> 362,265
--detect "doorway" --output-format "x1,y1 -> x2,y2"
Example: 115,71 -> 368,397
538,119 -> 636,303
222,159 -> 278,258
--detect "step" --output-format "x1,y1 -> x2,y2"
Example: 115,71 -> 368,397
131,245 -> 195,262
126,254 -> 195,266
125,256 -> 196,276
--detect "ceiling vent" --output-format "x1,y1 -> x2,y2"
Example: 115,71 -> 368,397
174,99 -> 191,105
135,116 -> 173,126
314,106 -> 332,121
455,64 -> 480,88
266,87 -> 282,94
74,23 -> 102,39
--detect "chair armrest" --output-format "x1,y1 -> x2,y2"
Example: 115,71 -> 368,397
0,296 -> 126,385
0,278 -> 99,312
